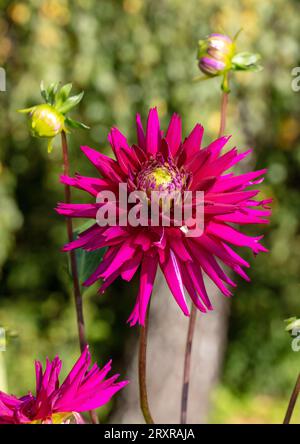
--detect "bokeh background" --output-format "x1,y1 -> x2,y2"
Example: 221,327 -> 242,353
0,0 -> 300,424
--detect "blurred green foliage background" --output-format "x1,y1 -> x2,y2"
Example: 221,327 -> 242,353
0,0 -> 300,423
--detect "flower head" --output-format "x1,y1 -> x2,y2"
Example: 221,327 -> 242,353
18,82 -> 89,153
0,347 -> 128,424
56,109 -> 271,326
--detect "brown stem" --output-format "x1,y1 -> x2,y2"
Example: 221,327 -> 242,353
218,91 -> 229,138
61,131 -> 98,425
180,304 -> 197,424
283,372 -> 300,424
180,88 -> 229,424
138,308 -> 154,424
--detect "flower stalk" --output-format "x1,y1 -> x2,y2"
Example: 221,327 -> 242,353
283,372 -> 300,424
61,131 -> 86,352
180,303 -> 197,424
180,71 -> 230,425
138,308 -> 154,424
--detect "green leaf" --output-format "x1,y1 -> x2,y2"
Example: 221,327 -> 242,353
57,91 -> 84,114
232,52 -> 263,72
76,247 -> 106,290
69,222 -> 106,290
65,117 -> 90,130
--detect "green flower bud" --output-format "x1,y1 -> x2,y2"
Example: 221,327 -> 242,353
29,104 -> 65,138
18,82 -> 88,153
18,104 -> 66,152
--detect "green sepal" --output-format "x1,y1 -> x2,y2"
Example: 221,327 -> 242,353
65,117 -> 90,130
192,75 -> 214,83
197,39 -> 208,60
54,83 -> 73,109
56,91 -> 84,114
40,81 -> 48,103
17,106 -> 36,114
44,82 -> 60,105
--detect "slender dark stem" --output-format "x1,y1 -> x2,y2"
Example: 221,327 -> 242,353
138,308 -> 154,424
218,91 -> 229,138
61,131 -> 86,352
61,131 -> 98,425
180,88 -> 229,424
180,304 -> 197,424
283,372 -> 300,424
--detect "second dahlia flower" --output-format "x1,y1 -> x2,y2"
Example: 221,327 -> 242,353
0,347 -> 128,424
56,109 -> 271,326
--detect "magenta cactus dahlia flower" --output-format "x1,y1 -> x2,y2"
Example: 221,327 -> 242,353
56,108 -> 271,326
0,347 -> 128,424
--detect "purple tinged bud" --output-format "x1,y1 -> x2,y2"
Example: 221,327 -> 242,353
197,33 -> 235,77
199,57 -> 226,76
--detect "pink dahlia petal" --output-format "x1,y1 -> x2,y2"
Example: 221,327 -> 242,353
81,145 -> 124,182
138,255 -> 158,325
205,135 -> 231,160
136,113 -> 146,150
207,221 -> 267,254
100,240 -> 137,280
179,262 -> 207,312
108,127 -> 140,174
160,250 -> 190,316
186,262 -> 213,309
188,241 -> 233,297
60,174 -> 117,196
121,252 -> 143,281
182,123 -> 204,158
212,169 -> 267,193
146,107 -> 161,155
166,113 -> 182,156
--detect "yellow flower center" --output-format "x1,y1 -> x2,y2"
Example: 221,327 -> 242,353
29,412 -> 73,424
148,166 -> 172,188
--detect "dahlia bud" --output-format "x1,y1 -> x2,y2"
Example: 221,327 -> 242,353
28,104 -> 65,138
197,34 -> 235,76
195,31 -> 262,91
18,82 -> 89,153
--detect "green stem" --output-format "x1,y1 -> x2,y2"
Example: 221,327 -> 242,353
218,89 -> 229,137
